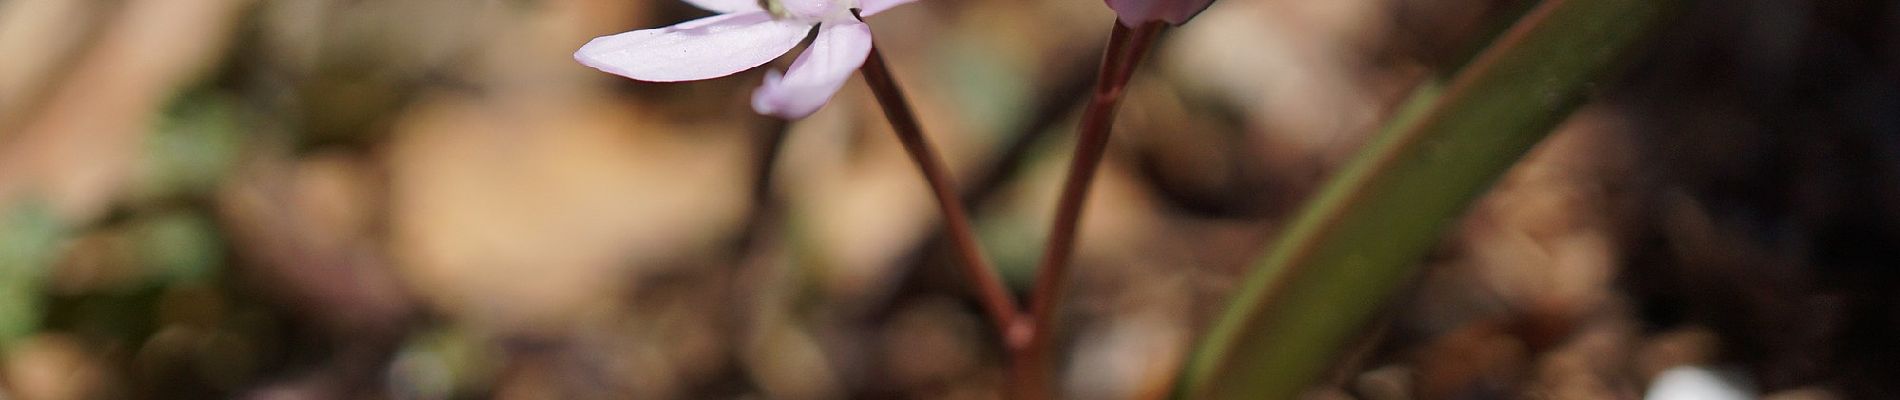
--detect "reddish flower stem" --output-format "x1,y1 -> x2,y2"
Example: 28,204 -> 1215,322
859,42 -> 1023,340
1014,20 -> 1167,400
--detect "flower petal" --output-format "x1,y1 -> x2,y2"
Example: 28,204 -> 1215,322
1105,0 -> 1214,25
859,0 -> 917,16
778,0 -> 833,20
751,20 -> 873,119
575,12 -> 813,82
681,0 -> 761,13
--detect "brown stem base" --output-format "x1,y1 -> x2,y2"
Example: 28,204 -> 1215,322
1012,20 -> 1168,400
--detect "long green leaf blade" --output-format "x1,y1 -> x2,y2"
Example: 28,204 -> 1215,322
1175,0 -> 1682,398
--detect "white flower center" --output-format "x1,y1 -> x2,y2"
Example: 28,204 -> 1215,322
761,0 -> 859,23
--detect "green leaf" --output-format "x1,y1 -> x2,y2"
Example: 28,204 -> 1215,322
1172,0 -> 1682,398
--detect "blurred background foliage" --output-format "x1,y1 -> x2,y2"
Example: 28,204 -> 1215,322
0,0 -> 1897,399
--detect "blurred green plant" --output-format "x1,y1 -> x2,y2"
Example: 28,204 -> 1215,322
133,89 -> 241,203
132,211 -> 224,286
390,326 -> 501,399
0,201 -> 64,347
1173,0 -> 1682,398
6,88 -> 236,354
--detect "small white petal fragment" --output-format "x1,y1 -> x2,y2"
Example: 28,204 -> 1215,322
575,12 -> 812,82
1644,366 -> 1756,400
751,20 -> 873,119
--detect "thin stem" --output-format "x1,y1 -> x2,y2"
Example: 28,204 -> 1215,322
867,38 -> 1104,323
1015,20 -> 1167,400
859,41 -> 1022,340
704,116 -> 791,398
730,117 -> 791,253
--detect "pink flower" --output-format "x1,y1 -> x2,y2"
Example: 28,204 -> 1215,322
575,0 -> 916,119
1104,0 -> 1213,25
